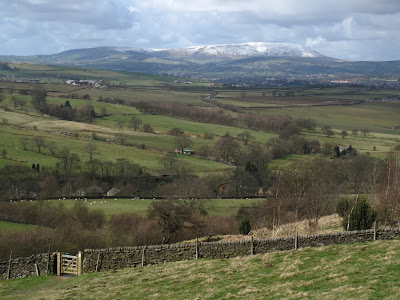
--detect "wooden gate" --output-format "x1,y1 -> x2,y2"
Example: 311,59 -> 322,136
57,252 -> 83,276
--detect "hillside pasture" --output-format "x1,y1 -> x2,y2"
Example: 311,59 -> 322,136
246,102 -> 400,136
0,124 -> 229,174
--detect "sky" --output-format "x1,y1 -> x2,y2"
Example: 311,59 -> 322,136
0,0 -> 399,61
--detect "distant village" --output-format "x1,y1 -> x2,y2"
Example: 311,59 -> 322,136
65,79 -> 107,88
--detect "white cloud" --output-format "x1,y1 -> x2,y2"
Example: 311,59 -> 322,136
0,0 -> 400,60
306,36 -> 327,48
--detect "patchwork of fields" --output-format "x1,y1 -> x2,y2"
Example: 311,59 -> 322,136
0,63 -> 399,174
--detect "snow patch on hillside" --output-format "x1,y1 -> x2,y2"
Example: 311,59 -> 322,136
170,42 -> 323,58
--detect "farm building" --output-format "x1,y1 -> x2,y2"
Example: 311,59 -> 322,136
336,145 -> 355,158
106,187 -> 122,197
74,186 -> 104,197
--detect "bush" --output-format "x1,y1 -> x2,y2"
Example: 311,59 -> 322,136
341,196 -> 377,231
168,128 -> 184,136
203,132 -> 214,140
143,124 -> 154,133
238,218 -> 251,235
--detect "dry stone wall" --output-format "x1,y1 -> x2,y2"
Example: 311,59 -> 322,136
0,253 -> 56,280
2,228 -> 400,280
83,228 -> 400,274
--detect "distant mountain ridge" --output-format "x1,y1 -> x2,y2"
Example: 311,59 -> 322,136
167,42 -> 323,58
1,42 -> 399,79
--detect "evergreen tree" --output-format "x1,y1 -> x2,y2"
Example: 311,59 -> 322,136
239,218 -> 252,235
341,196 -> 377,231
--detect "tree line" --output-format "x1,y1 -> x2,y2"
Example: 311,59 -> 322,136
132,101 -> 318,134
0,199 -> 239,260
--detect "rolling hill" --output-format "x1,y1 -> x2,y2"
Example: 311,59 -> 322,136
2,42 -> 400,79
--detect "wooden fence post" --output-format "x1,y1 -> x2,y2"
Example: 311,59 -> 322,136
195,238 -> 199,260
6,250 -> 12,280
251,236 -> 254,255
45,245 -> 50,275
57,252 -> 61,276
141,246 -> 146,267
77,251 -> 83,276
294,231 -> 298,250
95,252 -> 101,273
34,264 -> 40,276
373,221 -> 377,241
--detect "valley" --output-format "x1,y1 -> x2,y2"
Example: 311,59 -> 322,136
0,60 -> 399,289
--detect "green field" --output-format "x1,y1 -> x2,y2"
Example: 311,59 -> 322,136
29,198 -> 261,218
1,62 -> 399,176
247,102 -> 400,136
0,221 -> 38,233
0,120 -> 230,173
1,240 -> 400,299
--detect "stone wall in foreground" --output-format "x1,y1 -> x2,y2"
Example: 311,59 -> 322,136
82,228 -> 400,273
0,253 -> 56,280
2,228 -> 399,280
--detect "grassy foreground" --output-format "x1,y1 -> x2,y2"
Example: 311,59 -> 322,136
1,240 -> 400,299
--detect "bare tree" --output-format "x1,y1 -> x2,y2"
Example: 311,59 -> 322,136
237,131 -> 254,145
46,141 -> 58,157
276,159 -> 341,227
361,128 -> 370,138
68,153 -> 81,173
376,151 -> 400,226
10,96 -> 27,110
213,135 -> 240,163
322,125 -> 334,138
203,172 -> 230,197
173,135 -> 193,152
148,199 -> 204,244
59,147 -> 71,172
116,118 -> 125,129
168,128 -> 184,136
340,130 -> 348,139
160,153 -> 190,177
115,133 -> 127,145
32,136 -> 46,153
20,137 -> 29,150
11,96 -> 18,109
142,124 -> 154,133
85,143 -> 97,161
31,85 -> 47,114
198,145 -> 211,158
129,116 -> 142,131
59,147 -> 81,173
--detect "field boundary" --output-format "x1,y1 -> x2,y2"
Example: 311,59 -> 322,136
2,228 -> 400,280
82,228 -> 399,273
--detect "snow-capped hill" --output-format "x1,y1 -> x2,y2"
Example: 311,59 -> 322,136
171,42 -> 323,58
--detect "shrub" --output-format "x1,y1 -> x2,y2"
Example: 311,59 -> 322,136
341,196 -> 377,231
143,124 -> 154,133
168,128 -> 184,136
238,218 -> 252,235
203,132 -> 214,140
